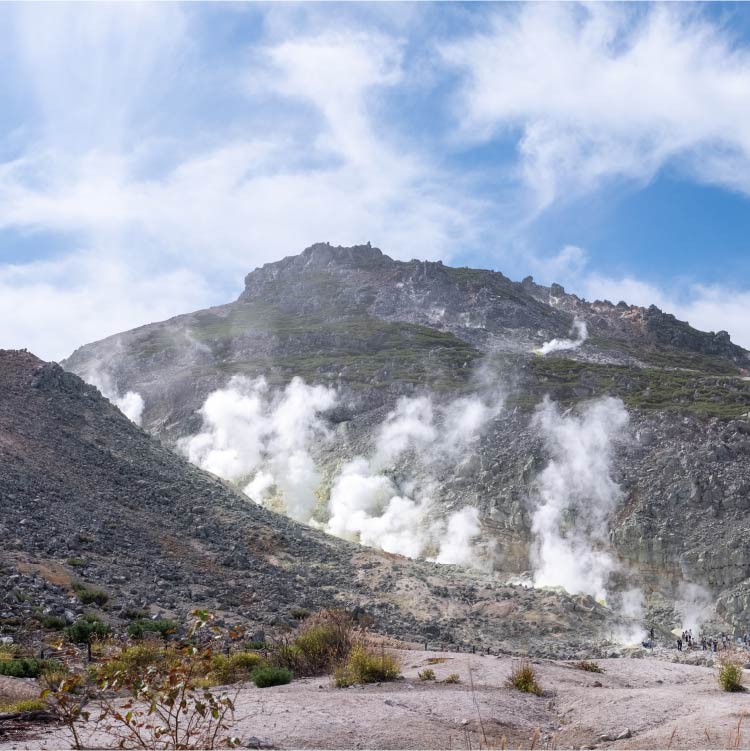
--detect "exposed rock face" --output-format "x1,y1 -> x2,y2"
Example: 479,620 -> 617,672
61,244 -> 750,630
0,348 -> 622,656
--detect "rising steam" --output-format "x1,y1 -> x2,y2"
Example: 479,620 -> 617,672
180,376 -> 504,567
326,391 -> 502,564
537,319 -> 588,356
85,369 -> 145,425
529,395 -> 647,643
178,376 -> 336,521
676,581 -> 713,632
530,396 -> 628,602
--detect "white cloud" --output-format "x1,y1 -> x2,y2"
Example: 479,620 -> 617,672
531,244 -> 589,286
0,252 -> 214,361
442,4 -> 750,209
2,2 -> 750,362
0,12 -> 488,360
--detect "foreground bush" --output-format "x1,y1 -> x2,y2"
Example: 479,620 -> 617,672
272,609 -> 354,677
210,652 -> 264,685
96,643 -> 178,683
507,660 -> 543,695
333,645 -> 400,687
0,657 -> 55,678
44,611 -> 240,749
251,666 -> 292,688
718,658 -> 744,692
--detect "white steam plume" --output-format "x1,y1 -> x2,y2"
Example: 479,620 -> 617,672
179,375 -> 336,521
676,581 -> 713,633
611,587 -> 647,645
537,319 -> 588,356
530,396 -> 629,602
326,389 -> 504,566
85,369 -> 145,425
180,375 -> 503,568
434,506 -> 482,566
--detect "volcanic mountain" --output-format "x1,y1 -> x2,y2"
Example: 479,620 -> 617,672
61,243 -> 750,632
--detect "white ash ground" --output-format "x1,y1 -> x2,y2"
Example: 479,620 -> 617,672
4,648 -> 750,751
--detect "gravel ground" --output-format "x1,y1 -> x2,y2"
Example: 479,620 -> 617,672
3,649 -> 750,750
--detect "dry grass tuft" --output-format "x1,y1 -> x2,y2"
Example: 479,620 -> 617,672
507,660 -> 543,696
333,645 -> 400,688
572,660 -> 604,673
718,657 -> 745,693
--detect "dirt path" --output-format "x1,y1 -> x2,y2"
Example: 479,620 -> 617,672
3,650 -> 750,749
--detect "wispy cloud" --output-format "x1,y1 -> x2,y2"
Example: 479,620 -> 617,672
442,4 -> 750,211
0,6 -> 489,359
2,3 -> 750,358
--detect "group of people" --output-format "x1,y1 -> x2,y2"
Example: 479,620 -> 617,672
675,629 -> 748,652
641,626 -> 750,652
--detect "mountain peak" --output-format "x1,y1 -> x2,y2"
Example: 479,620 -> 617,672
300,241 -> 385,266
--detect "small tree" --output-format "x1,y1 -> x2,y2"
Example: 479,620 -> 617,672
44,611 -> 242,750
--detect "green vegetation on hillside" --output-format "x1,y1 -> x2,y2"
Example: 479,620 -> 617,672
135,306 -> 483,391
525,357 -> 750,419
588,336 -> 742,375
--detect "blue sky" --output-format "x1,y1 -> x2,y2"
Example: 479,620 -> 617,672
2,2 -> 750,359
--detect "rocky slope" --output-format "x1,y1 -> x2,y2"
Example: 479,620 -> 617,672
61,243 -> 750,630
0,348 -> 623,656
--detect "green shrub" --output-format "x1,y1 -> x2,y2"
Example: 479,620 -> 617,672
245,640 -> 266,650
507,660 -> 543,695
64,617 -> 111,644
442,673 -> 460,684
251,666 -> 292,688
333,645 -> 400,687
66,558 -> 86,568
418,668 -> 436,681
718,658 -> 744,692
127,618 -> 177,640
572,660 -> 603,673
210,652 -> 264,685
0,658 -> 60,678
72,583 -> 108,607
290,607 -> 310,620
41,615 -> 67,630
